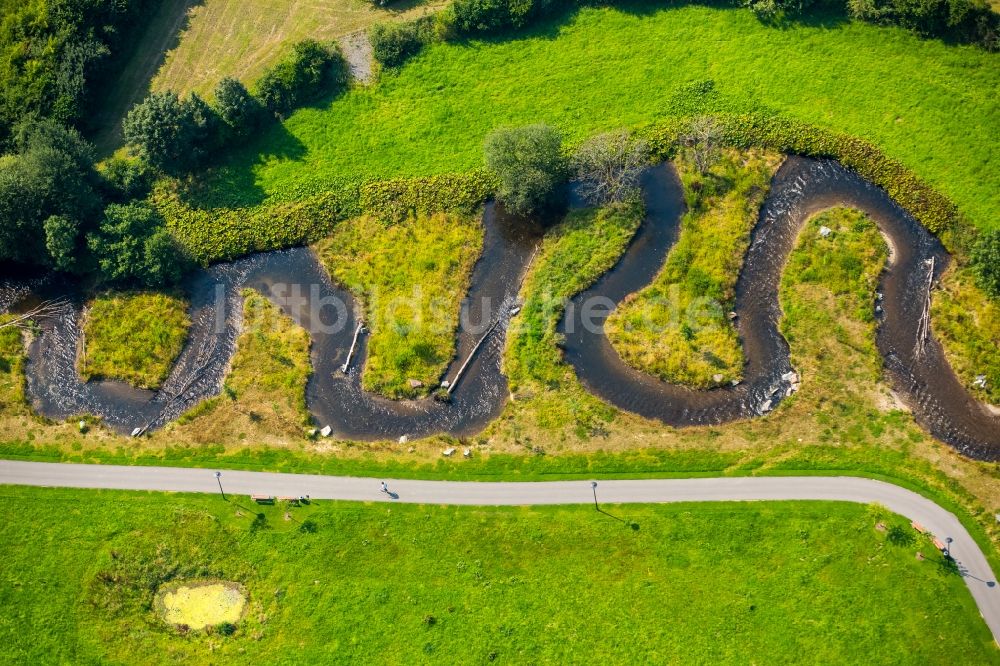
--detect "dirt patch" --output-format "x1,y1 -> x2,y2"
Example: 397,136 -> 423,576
156,580 -> 246,630
341,31 -> 374,84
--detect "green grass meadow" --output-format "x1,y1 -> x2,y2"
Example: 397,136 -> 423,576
199,4 -> 998,231
0,486 -> 994,663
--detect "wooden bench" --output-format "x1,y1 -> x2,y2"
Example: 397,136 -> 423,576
251,494 -> 275,504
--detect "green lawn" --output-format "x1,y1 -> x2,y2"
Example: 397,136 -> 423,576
79,292 -> 191,390
0,486 -> 994,663
198,4 -> 999,231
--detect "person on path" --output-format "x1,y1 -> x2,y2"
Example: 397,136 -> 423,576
380,481 -> 389,495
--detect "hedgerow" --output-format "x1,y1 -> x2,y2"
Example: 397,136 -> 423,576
642,114 -> 975,255
155,171 -> 496,263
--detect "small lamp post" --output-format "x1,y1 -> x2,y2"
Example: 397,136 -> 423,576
591,481 -> 598,510
214,471 -> 226,501
945,537 -> 953,559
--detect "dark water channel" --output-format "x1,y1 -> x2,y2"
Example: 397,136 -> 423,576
3,157 -> 997,459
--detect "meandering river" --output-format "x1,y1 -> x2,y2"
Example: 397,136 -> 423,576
4,157 -> 998,459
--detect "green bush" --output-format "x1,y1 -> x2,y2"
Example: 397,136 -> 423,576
847,0 -> 998,50
156,171 -> 495,264
370,18 -> 434,68
98,154 -> 153,202
254,40 -> 348,116
213,77 -> 265,139
484,124 -> 565,216
123,91 -> 217,175
87,202 -> 191,288
970,229 -> 1000,298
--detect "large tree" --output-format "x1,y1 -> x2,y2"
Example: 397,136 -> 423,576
123,91 -> 217,175
87,202 -> 190,288
483,123 -> 565,216
213,77 -> 265,138
0,118 -> 100,266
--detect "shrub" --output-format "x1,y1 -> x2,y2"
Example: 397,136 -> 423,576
370,19 -> 434,68
484,124 -> 565,216
123,91 -> 211,175
847,0 -> 998,49
98,154 -> 153,201
155,171 -> 495,264
572,130 -> 650,205
213,77 -> 265,138
970,229 -> 1000,298
87,202 -> 191,288
254,40 -> 348,116
43,215 -> 81,273
679,116 -> 724,175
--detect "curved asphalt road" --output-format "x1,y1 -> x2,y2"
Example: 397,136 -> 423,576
0,460 -> 997,645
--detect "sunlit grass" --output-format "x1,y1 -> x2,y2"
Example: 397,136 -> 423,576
314,212 -> 483,398
79,292 -> 190,390
0,486 -> 993,662
205,5 -> 998,231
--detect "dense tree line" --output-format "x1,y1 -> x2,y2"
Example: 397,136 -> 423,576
123,39 -> 347,176
370,0 -> 996,70
0,38 -> 349,288
0,117 -> 189,286
0,0 -> 150,138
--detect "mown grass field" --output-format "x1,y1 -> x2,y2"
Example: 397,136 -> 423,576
314,212 -> 483,398
606,148 -> 781,388
79,292 -> 191,390
151,0 -> 446,98
0,485 -> 993,663
197,4 -> 999,232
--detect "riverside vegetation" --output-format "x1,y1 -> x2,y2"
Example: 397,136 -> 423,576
79,292 -> 190,390
605,148 -> 782,388
314,212 -> 483,398
0,486 -> 993,663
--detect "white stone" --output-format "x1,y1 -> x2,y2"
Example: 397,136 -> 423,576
399,435 -> 409,445
819,226 -> 832,237
712,374 -> 724,383
463,448 -> 472,458
761,399 -> 773,412
407,379 -> 424,389
781,371 -> 798,383
130,427 -> 142,437
442,447 -> 456,456
320,425 -> 332,437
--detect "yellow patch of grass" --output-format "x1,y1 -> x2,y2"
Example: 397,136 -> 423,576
157,581 -> 246,629
79,292 -> 190,390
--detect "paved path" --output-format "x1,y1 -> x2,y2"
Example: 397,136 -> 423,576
1,460 -> 997,644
